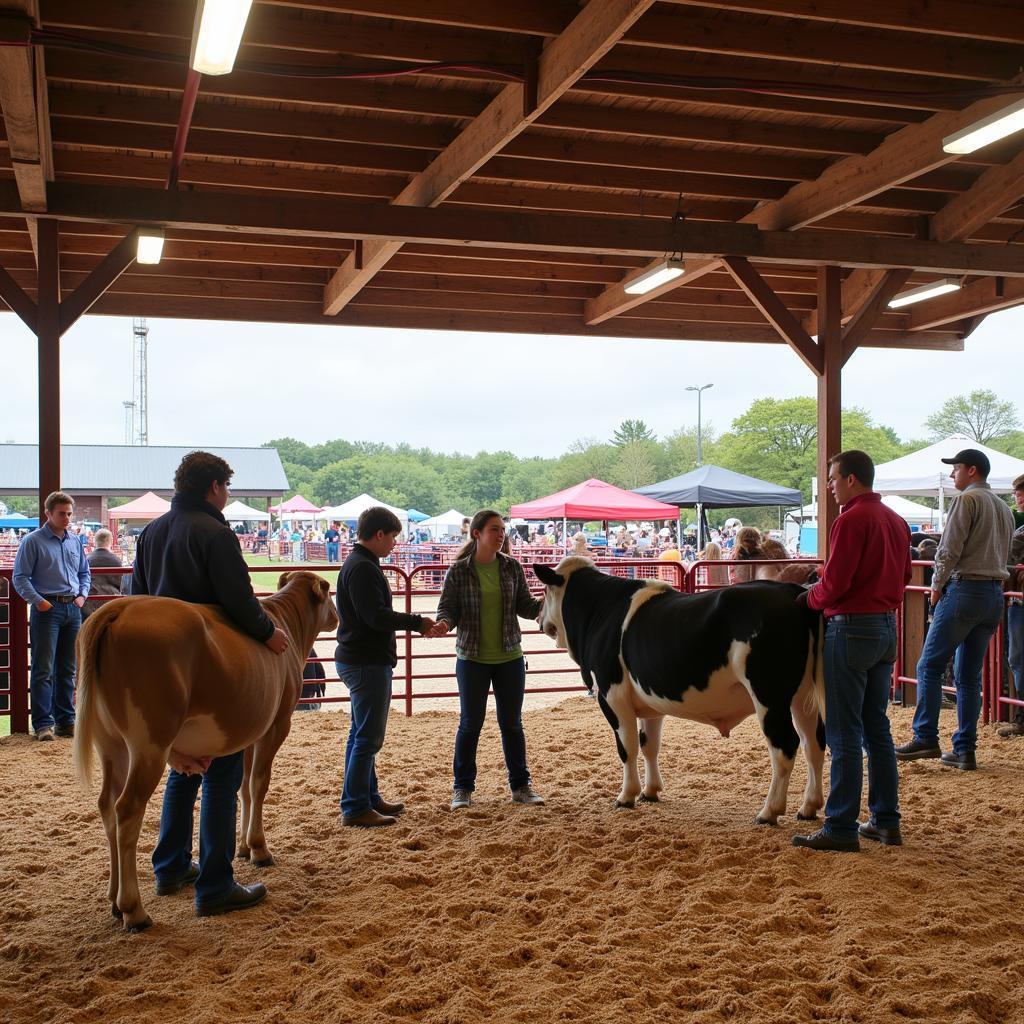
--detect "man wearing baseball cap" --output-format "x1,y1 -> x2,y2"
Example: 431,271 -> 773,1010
896,448 -> 1014,769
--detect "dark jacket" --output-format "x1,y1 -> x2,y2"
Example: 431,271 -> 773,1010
131,493 -> 275,642
335,543 -> 423,667
81,547 -> 127,620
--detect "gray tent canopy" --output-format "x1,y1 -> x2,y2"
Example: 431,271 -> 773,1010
634,465 -> 802,549
635,465 -> 802,507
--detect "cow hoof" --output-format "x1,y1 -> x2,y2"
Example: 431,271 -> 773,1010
638,793 -> 660,803
796,812 -> 819,821
754,816 -> 778,827
236,851 -> 251,862
614,799 -> 636,810
252,856 -> 275,868
110,905 -> 123,920
125,916 -> 153,934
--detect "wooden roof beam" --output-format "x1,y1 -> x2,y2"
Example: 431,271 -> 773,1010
839,269 -> 913,364
322,0 -> 658,315
587,71 -> 1024,325
14,181 -> 1024,278
0,4 -> 50,214
0,255 -> 35,330
930,150 -> 1024,244
906,276 -> 1024,331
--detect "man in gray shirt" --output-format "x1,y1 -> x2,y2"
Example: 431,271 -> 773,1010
897,449 -> 1015,770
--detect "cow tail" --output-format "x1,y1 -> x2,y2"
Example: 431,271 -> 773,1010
72,608 -> 111,792
806,611 -> 826,723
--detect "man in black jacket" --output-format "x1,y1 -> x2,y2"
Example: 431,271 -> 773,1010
133,451 -> 289,917
336,506 -> 435,827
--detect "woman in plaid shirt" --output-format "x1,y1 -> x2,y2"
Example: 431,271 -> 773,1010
431,510 -> 546,811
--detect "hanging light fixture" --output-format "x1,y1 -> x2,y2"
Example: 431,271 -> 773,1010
190,0 -> 254,76
624,257 -> 685,295
942,97 -> 1024,155
136,228 -> 166,265
887,278 -> 961,309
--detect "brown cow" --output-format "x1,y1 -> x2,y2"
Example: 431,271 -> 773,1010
73,571 -> 338,932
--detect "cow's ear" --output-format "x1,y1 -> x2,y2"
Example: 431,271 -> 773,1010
278,571 -> 294,590
534,564 -> 565,587
314,577 -> 331,603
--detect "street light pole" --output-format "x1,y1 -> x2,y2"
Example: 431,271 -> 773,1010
686,383 -> 713,466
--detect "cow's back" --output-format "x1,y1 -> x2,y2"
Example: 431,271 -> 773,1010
621,580 -> 814,708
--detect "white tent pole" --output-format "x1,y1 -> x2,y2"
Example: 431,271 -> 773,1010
938,473 -> 945,529
697,502 -> 704,551
563,516 -> 567,556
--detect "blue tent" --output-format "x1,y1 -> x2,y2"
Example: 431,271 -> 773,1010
0,515 -> 38,530
407,509 -> 430,522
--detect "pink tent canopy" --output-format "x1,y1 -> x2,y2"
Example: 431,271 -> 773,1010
509,479 -> 677,521
268,494 -> 321,514
107,491 -> 171,520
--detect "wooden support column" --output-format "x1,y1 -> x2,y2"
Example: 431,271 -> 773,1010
816,266 -> 842,560
36,216 -> 59,514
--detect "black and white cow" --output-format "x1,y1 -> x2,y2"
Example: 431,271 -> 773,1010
534,557 -> 825,825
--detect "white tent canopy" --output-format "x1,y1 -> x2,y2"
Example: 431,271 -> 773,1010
873,436 -> 1024,496
415,508 -> 467,540
321,493 -> 409,531
872,435 -> 1024,525
223,499 -> 270,522
798,495 -> 938,526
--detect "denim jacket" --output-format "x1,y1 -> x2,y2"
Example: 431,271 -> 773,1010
436,552 -> 541,660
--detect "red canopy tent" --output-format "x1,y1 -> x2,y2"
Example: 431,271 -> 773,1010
107,491 -> 172,534
510,479 -> 677,523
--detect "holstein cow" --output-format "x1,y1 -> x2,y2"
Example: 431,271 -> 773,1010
73,571 -> 338,932
534,557 -> 825,825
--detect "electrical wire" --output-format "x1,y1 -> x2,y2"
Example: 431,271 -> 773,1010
5,26 -> 1024,107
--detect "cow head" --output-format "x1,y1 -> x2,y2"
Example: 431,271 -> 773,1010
278,571 -> 339,634
533,556 -> 594,649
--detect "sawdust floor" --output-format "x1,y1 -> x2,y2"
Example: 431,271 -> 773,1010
2,700 -> 1023,1024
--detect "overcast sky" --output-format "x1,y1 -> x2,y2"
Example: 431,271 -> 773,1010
2,305 -> 1021,458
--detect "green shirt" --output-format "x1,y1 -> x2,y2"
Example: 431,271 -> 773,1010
471,559 -> 522,664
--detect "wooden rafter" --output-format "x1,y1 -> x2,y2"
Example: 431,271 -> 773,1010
839,269 -> 913,364
905,277 -> 1024,331
321,0 -> 658,315
0,257 -> 35,330
58,228 -> 138,334
930,150 -> 1024,244
587,71 -> 1024,326
7,182 -> 1024,278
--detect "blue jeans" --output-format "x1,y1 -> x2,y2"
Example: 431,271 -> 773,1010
29,601 -> 81,733
453,657 -> 530,792
913,579 -> 1004,754
152,751 -> 244,906
1008,604 -> 1024,705
326,542 -> 340,563
821,614 -> 899,840
337,662 -> 393,818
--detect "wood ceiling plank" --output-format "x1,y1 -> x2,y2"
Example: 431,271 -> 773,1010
659,0 -> 1024,45
322,0 -> 659,315
930,150 -> 1024,244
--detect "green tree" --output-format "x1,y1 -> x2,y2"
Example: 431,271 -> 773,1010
548,439 -> 617,491
281,460 -> 319,503
924,389 -> 1019,444
264,437 -> 312,466
612,439 -> 658,489
612,419 -> 655,447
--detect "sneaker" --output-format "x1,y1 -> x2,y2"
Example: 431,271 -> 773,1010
510,784 -> 545,806
894,738 -> 942,761
35,727 -> 55,742
451,789 -> 473,810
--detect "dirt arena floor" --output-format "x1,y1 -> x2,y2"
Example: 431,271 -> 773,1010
2,700 -> 1023,1024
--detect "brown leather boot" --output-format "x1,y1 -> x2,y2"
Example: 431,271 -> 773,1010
342,808 -> 397,828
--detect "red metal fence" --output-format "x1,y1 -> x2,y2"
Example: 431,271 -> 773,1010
5,558 -> 1018,734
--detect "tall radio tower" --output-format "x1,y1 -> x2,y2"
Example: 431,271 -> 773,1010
130,317 -> 149,445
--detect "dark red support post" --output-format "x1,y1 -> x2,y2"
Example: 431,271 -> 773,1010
36,218 -> 60,515
816,266 -> 843,560
9,588 -> 29,734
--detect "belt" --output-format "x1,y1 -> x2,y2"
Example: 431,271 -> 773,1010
951,574 -> 1002,582
42,594 -> 77,603
828,611 -> 894,623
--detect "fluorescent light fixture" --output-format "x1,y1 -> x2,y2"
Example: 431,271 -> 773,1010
887,277 -> 961,309
190,0 -> 253,76
942,97 -> 1024,155
624,258 -> 685,295
136,228 -> 165,265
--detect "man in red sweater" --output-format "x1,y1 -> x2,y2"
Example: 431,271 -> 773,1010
793,450 -> 911,853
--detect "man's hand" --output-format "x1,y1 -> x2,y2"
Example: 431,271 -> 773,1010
265,627 -> 290,654
427,619 -> 450,638
168,751 -> 212,776
930,588 -> 942,608
36,599 -> 52,612
73,595 -> 86,608
417,616 -> 437,636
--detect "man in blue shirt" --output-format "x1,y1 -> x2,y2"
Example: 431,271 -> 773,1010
12,491 -> 91,741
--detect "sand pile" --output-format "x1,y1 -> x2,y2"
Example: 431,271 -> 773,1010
2,700 -> 1023,1024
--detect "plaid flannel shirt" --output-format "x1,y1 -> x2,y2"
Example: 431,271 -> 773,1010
436,552 -> 542,660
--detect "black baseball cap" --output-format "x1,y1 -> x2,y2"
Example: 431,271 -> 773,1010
940,448 -> 990,477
